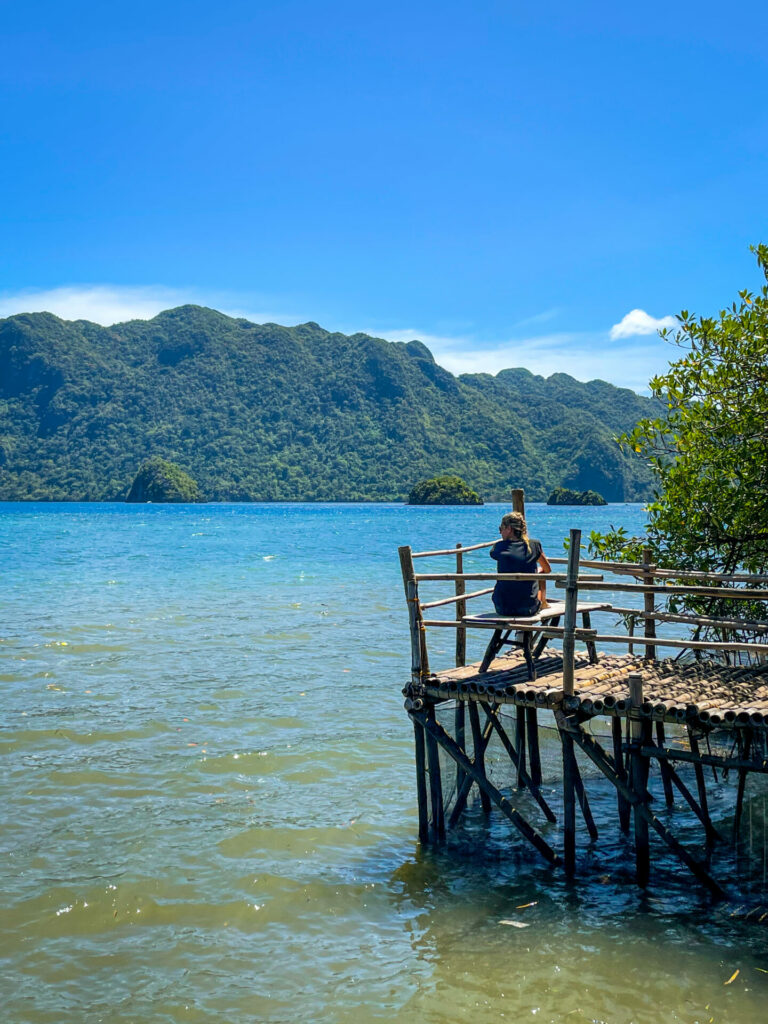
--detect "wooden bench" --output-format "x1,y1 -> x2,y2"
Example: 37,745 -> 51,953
463,601 -> 612,677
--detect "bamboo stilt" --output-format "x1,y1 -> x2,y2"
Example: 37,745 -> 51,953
526,706 -> 543,787
562,727 -> 577,877
448,713 -> 494,826
612,716 -> 631,831
454,702 -> 466,794
413,719 -> 429,843
655,721 -> 675,809
469,702 -> 492,813
482,705 -> 556,823
412,709 -> 561,866
424,704 -> 445,838
629,673 -> 651,887
516,706 -> 527,788
687,726 -> 714,846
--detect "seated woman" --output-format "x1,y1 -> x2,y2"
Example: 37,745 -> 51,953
490,511 -> 551,616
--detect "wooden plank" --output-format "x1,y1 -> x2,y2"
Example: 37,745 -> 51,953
609,605 -> 768,632
587,633 -> 768,654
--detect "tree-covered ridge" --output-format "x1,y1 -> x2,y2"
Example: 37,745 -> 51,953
0,305 -> 659,502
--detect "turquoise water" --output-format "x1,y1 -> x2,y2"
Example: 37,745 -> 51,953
2,502 -> 767,1024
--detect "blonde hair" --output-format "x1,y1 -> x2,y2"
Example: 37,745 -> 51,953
500,511 -> 531,553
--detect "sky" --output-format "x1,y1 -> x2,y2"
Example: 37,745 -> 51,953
2,0 -> 767,393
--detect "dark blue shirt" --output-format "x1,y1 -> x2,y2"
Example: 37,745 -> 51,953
490,537 -> 543,615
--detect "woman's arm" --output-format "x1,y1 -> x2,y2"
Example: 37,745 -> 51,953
537,548 -> 551,608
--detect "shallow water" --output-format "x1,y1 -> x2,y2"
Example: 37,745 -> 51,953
2,502 -> 767,1023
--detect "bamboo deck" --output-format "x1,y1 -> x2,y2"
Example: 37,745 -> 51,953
414,650 -> 768,737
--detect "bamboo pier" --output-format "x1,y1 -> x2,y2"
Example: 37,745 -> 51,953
398,491 -> 768,897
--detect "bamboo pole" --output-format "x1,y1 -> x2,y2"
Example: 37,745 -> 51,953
413,719 -> 429,843
561,726 -> 577,876
420,586 -> 493,610
455,543 -> 466,668
612,717 -> 631,831
448,714 -> 495,826
526,707 -> 542,788
482,705 -> 556,822
469,703 -> 492,813
643,547 -> 657,662
411,710 -> 561,865
512,488 -> 525,515
655,721 -> 674,808
412,540 -> 495,558
557,710 -> 726,897
629,673 -> 651,887
417,572 -> 603,582
516,706 -> 527,788
425,703 -> 445,839
609,606 -> 768,632
556,580 -> 768,600
687,725 -> 714,847
562,528 -> 582,696
398,545 -> 430,683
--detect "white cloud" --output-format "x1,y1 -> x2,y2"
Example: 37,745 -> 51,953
376,326 -> 669,393
0,284 -> 301,327
610,308 -> 678,339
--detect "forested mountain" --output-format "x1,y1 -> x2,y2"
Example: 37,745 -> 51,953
0,305 -> 659,501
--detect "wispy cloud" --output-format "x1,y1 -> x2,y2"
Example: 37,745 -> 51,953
0,284 -> 301,327
610,308 -> 678,339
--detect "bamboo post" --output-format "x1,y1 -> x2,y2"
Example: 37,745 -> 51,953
425,703 -> 445,838
643,547 -> 657,661
515,706 -> 527,788
526,707 -> 542,787
612,716 -> 631,831
455,543 -> 466,668
413,719 -> 429,843
511,488 -> 525,514
454,544 -> 467,793
629,672 -> 650,887
562,528 -> 582,696
655,721 -> 675,809
469,703 -> 492,813
687,725 -> 714,846
398,545 -> 430,683
562,727 -> 577,877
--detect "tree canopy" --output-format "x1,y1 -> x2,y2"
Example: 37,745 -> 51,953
589,246 -> 768,636
408,475 -> 483,505
126,457 -> 201,503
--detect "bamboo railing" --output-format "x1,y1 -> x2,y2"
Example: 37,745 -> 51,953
398,512 -> 768,690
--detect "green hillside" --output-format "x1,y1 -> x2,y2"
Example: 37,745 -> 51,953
0,305 -> 659,502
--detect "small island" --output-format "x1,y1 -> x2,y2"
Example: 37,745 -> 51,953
547,487 -> 607,506
127,457 -> 202,503
407,475 -> 483,506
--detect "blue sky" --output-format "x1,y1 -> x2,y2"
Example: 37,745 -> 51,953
2,0 -> 766,392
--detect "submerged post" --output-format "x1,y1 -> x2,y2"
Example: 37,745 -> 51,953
562,528 -> 582,696
629,672 -> 650,886
511,488 -> 525,515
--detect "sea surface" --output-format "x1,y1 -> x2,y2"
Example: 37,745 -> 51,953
2,502 -> 767,1024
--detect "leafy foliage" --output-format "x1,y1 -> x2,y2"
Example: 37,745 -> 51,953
547,487 -> 607,506
0,306 -> 658,502
408,475 -> 483,505
589,245 -> 768,636
126,457 -> 201,503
